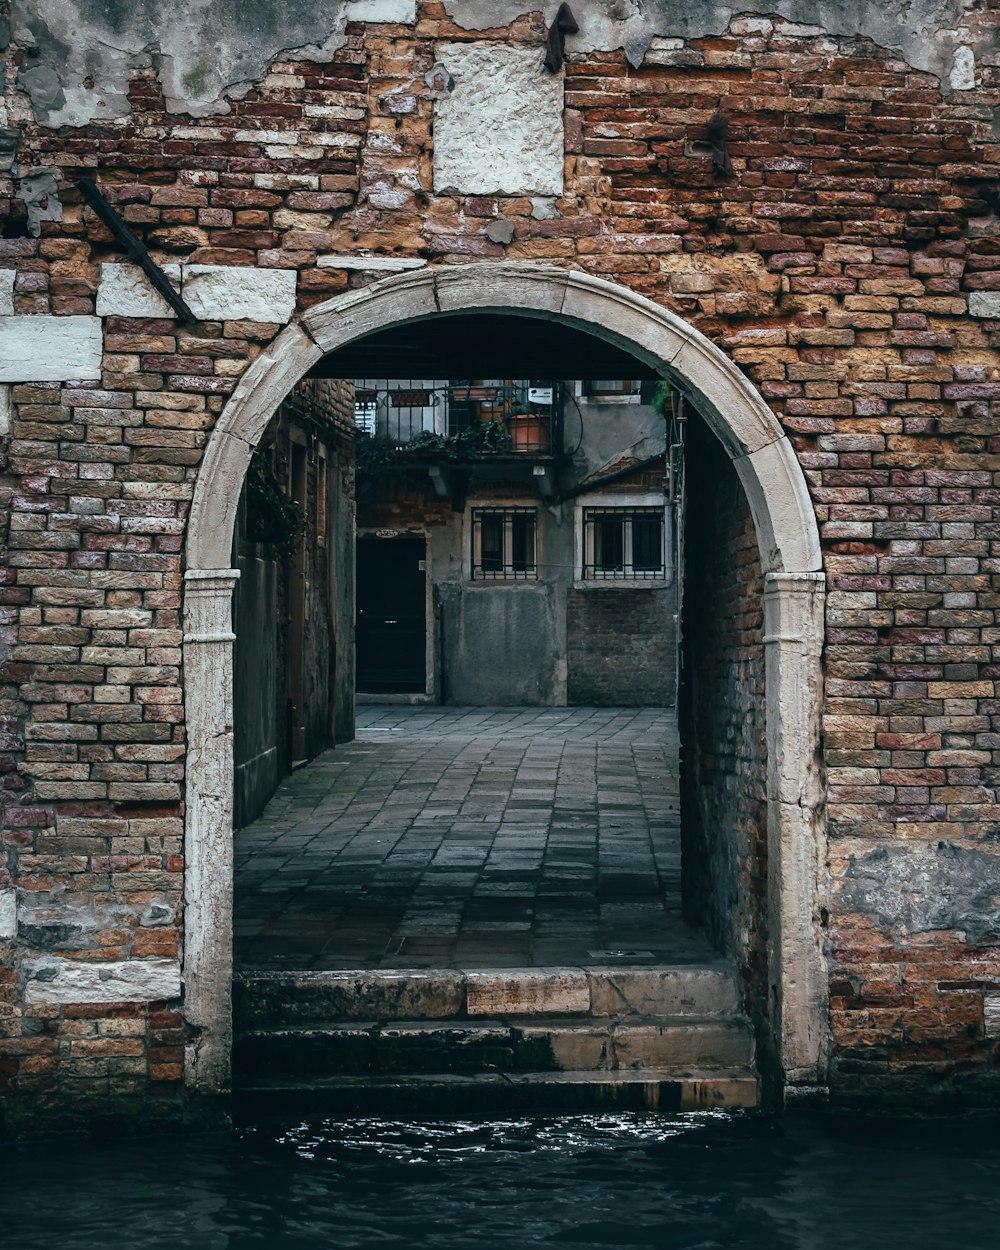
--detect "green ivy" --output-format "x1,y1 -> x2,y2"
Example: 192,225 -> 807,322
355,419 -> 513,476
244,451 -> 306,555
652,380 -> 673,417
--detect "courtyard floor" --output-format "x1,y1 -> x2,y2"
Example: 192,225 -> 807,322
234,705 -> 716,970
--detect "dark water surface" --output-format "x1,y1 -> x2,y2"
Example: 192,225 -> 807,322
7,1110 -> 1000,1249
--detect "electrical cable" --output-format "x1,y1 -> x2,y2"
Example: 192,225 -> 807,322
563,385 -> 586,457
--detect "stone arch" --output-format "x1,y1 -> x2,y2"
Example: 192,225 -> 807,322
182,263 -> 827,1098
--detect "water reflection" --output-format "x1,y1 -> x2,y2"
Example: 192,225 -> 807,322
6,1111 -> 1000,1249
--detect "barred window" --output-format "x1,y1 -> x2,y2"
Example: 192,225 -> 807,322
582,507 -> 664,579
354,389 -> 378,435
471,508 -> 537,580
583,379 -> 639,396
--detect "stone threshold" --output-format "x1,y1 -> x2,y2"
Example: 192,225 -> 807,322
234,963 -> 740,1024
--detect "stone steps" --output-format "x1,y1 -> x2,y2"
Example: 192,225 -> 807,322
233,964 -> 759,1112
235,1014 -> 754,1076
233,964 -> 739,1026
234,1069 -> 759,1114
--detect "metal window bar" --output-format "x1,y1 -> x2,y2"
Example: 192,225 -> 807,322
583,507 -> 665,580
354,390 -> 378,435
354,381 -> 560,452
471,508 -> 537,580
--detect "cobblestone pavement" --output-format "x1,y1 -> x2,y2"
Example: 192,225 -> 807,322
234,706 -> 715,970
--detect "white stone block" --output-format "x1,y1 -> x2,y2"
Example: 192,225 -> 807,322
0,315 -> 103,382
96,262 -> 179,318
24,957 -> 182,1005
968,292 -> 1000,319
346,0 -> 416,19
0,268 -> 14,315
181,265 -> 297,323
317,254 -> 427,271
986,992 -> 1000,1039
433,44 -> 564,196
97,262 -> 297,323
0,889 -> 15,939
950,46 -> 976,91
0,384 -> 10,437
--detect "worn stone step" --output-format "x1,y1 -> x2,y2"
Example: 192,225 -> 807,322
234,1014 -> 754,1077
234,964 -> 739,1028
233,1068 -> 760,1115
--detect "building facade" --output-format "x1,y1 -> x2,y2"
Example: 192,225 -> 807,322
354,376 -> 678,707
1,0 -> 1000,1128
233,377 -> 356,828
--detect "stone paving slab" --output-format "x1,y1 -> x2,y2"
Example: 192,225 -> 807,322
234,705 -> 714,970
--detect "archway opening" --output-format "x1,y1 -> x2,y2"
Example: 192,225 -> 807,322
184,265 -> 825,1105
234,318 -> 690,976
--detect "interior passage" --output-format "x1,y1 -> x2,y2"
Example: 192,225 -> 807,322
233,705 -> 712,970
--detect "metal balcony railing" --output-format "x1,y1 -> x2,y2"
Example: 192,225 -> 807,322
354,381 -> 562,457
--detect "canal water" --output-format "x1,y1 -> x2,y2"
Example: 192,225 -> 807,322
6,1109 -> 1000,1248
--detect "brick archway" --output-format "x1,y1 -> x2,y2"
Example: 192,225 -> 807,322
182,263 -> 827,1098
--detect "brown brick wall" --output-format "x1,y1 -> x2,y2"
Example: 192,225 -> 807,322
567,587 -> 677,705
2,3 -> 1000,1118
679,416 -> 768,1028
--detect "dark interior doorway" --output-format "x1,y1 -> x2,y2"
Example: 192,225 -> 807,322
356,535 -> 427,693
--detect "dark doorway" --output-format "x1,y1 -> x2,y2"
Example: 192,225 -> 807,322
356,535 -> 427,693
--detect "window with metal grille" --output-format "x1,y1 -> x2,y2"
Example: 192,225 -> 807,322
354,389 -> 378,435
471,508 -> 537,580
582,507 -> 664,579
583,379 -> 639,396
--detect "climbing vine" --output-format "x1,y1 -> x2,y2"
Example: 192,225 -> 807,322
244,450 -> 306,555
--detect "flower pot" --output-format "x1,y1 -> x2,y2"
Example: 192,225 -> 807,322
506,413 -> 550,452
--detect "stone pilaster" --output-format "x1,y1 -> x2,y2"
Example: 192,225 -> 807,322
182,568 -> 240,1094
763,570 -> 828,1093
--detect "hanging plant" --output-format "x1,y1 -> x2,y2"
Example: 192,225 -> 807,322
355,421 -> 513,478
244,451 -> 306,555
652,380 -> 673,417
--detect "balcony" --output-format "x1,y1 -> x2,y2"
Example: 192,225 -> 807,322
355,381 -> 563,461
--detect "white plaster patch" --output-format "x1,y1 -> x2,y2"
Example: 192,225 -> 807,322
0,268 -> 14,315
433,44 -> 564,197
950,45 -> 976,91
24,957 -> 181,1005
97,262 -> 297,323
0,384 -> 10,437
986,992 -> 1000,1039
180,265 -> 297,323
345,0 -> 416,19
318,254 -> 427,271
96,262 -> 179,318
0,889 -> 16,939
0,316 -> 103,382
968,293 -> 1000,319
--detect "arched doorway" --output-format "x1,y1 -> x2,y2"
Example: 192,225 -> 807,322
182,263 -> 827,1099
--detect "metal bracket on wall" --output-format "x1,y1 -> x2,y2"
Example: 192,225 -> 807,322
533,463 -> 556,500
77,176 -> 198,325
